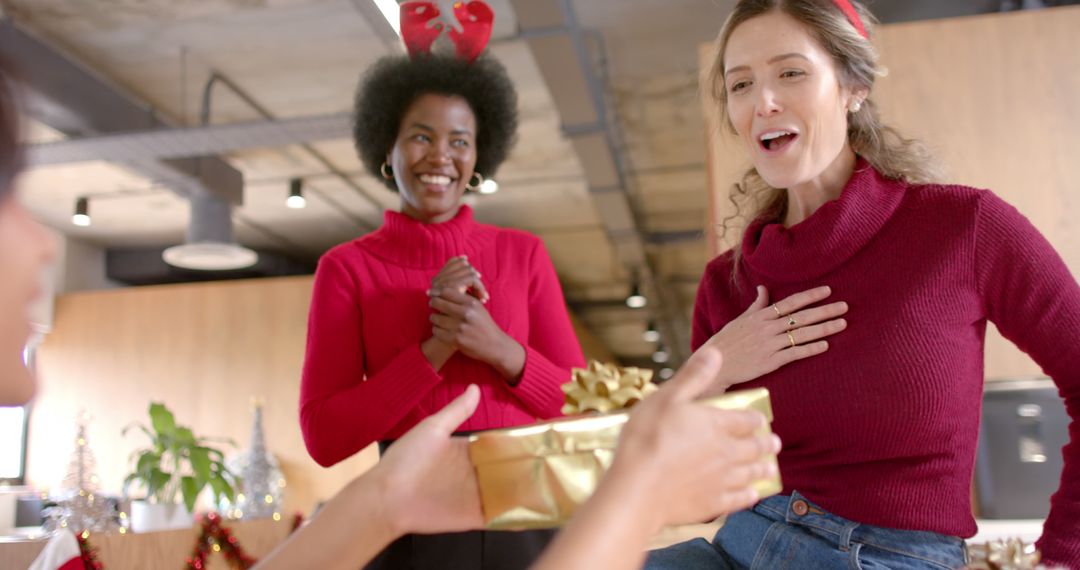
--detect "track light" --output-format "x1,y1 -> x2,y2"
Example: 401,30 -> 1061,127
652,344 -> 670,364
72,197 -> 91,227
658,367 -> 675,380
642,320 -> 660,343
287,178 -> 306,209
625,280 -> 647,309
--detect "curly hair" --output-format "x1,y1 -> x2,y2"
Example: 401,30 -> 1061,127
353,53 -> 518,192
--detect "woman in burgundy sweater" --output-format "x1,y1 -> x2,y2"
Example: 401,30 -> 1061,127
649,1 -> 1080,569
299,53 -> 584,569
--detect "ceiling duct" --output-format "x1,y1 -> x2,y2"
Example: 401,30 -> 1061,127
0,20 -> 244,207
26,112 -> 353,167
163,184 -> 257,271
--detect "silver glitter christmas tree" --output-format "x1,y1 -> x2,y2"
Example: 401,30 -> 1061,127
221,403 -> 285,519
43,418 -> 119,533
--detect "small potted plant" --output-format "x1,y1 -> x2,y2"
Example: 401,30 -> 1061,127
123,402 -> 241,532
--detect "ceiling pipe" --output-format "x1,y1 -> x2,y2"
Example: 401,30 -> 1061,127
200,71 -> 381,232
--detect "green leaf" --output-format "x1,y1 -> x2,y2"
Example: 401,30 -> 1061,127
149,403 -> 176,438
122,473 -> 140,497
122,422 -> 155,442
148,468 -> 170,497
180,476 -> 200,513
189,447 -> 211,487
135,451 -> 160,475
200,436 -> 238,448
175,427 -> 196,446
208,475 -> 235,504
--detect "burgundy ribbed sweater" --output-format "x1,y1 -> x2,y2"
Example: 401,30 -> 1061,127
693,162 -> 1080,567
300,206 -> 584,468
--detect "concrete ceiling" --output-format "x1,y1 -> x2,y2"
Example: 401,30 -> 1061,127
4,0 -> 1032,366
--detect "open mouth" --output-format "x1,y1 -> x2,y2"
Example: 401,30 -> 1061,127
759,131 -> 798,153
416,172 -> 455,192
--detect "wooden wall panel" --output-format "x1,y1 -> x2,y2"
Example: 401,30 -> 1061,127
701,6 -> 1080,380
28,276 -> 377,517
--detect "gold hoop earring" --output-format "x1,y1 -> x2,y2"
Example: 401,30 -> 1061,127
380,161 -> 393,180
466,172 -> 484,192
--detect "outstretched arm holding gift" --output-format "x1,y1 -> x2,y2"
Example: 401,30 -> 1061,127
531,346 -> 781,570
257,385 -> 485,570
260,346 -> 778,570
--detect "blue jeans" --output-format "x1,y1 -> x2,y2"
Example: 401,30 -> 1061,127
646,492 -> 967,570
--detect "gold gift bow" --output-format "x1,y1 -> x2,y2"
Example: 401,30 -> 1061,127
965,538 -> 1043,570
561,360 -> 658,415
469,387 -> 781,529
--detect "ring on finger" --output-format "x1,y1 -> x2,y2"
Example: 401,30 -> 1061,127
787,332 -> 796,348
771,304 -> 782,317
788,316 -> 797,328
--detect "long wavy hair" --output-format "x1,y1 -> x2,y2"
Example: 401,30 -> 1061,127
707,0 -> 940,272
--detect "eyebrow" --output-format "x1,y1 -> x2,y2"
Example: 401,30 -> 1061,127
407,122 -> 474,136
725,53 -> 811,77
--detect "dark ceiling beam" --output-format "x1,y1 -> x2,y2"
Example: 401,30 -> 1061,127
0,19 -> 243,205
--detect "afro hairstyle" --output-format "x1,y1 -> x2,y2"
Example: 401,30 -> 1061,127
352,52 -> 518,192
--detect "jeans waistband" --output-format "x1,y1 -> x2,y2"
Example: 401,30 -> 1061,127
753,491 -> 966,568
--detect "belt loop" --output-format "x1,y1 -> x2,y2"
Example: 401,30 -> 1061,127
839,522 -> 858,551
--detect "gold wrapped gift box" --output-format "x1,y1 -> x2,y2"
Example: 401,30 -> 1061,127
468,387 -> 782,530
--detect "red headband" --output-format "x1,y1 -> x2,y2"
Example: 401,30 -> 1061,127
831,0 -> 868,39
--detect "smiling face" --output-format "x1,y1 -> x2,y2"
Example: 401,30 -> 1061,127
388,93 -> 478,224
0,191 -> 57,406
723,10 -> 863,190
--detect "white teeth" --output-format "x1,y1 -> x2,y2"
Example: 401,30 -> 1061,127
760,131 -> 794,142
419,174 -> 452,185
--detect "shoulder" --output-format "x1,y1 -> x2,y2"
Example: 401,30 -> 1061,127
491,225 -> 546,255
703,249 -> 736,280
493,225 -> 541,245
321,238 -> 369,266
904,181 -> 1029,232
315,238 -> 381,285
903,181 -> 989,212
699,250 -> 740,298
901,181 -> 1025,222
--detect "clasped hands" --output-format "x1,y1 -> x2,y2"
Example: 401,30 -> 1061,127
425,255 -> 524,379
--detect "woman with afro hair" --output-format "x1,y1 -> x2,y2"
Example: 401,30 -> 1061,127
298,52 -> 585,569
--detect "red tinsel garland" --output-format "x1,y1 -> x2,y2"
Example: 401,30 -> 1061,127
185,512 -> 257,570
72,511 -> 304,570
76,532 -> 105,570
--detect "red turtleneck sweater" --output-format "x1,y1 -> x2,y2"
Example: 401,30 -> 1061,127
300,206 -> 584,468
693,162 -> 1080,567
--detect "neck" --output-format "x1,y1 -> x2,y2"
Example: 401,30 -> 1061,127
401,202 -> 462,225
783,145 -> 857,227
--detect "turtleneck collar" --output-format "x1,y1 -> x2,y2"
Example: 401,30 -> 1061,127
741,159 -> 907,282
360,204 -> 497,269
